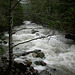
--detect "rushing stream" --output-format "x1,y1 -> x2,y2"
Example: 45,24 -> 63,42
5,21 -> 75,75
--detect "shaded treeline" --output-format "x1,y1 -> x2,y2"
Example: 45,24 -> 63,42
24,0 -> 75,35
0,0 -> 24,32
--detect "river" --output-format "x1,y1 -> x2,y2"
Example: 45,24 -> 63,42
5,21 -> 75,75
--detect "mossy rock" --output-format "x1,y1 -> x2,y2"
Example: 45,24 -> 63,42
36,52 -> 45,58
34,61 -> 46,66
33,50 -> 45,58
33,50 -> 41,53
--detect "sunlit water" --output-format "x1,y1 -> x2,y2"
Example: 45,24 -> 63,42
5,21 -> 75,75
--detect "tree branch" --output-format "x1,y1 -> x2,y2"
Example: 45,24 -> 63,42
12,34 -> 51,48
11,0 -> 21,11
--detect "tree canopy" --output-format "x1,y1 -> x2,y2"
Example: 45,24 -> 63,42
24,0 -> 75,35
0,0 -> 24,32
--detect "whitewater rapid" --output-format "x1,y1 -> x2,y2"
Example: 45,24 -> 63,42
5,21 -> 75,75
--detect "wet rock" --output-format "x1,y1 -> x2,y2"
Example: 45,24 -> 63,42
19,49 -> 41,56
3,41 -> 7,44
16,47 -> 19,50
0,40 -> 2,44
32,50 -> 45,58
52,68 -> 56,71
36,52 -> 45,58
32,53 -> 37,57
31,29 -> 39,34
51,68 -> 56,72
1,56 -> 7,61
33,70 -> 38,75
25,66 -> 38,75
14,62 -> 27,72
34,61 -> 46,66
65,34 -> 75,41
39,70 -> 50,75
14,60 -> 32,72
13,60 -> 39,75
41,61 -> 47,66
24,60 -> 32,67
21,57 -> 27,59
29,66 -> 34,72
36,33 -> 40,36
33,49 -> 41,53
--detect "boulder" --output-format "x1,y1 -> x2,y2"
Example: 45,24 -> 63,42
14,60 -> 39,74
14,62 -> 27,72
3,41 -> 7,44
36,52 -> 45,58
50,68 -> 56,73
32,50 -> 45,58
34,61 -> 46,66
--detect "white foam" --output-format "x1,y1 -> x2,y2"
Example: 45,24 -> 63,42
5,21 -> 75,75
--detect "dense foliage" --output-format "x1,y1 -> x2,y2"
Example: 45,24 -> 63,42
24,0 -> 75,35
0,0 -> 24,32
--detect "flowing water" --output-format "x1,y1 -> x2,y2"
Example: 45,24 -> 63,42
5,21 -> 75,75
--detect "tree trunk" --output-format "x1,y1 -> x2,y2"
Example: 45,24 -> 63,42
9,0 -> 13,74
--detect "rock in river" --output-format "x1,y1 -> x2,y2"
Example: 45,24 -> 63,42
32,49 -> 45,58
39,70 -> 50,75
31,29 -> 39,34
34,61 -> 46,66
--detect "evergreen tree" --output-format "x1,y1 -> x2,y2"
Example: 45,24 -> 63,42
0,0 -> 24,32
26,0 -> 75,35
